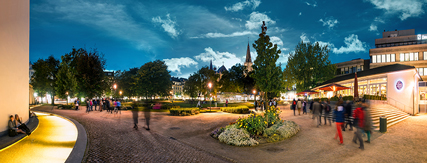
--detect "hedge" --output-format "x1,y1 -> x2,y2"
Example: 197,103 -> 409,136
221,106 -> 249,114
342,96 -> 354,101
170,108 -> 200,116
58,105 -> 74,109
363,95 -> 387,100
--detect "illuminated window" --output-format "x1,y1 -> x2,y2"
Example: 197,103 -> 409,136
400,53 -> 404,62
405,53 -> 410,61
419,68 -> 424,76
415,52 -> 419,61
424,68 -> 427,76
386,54 -> 390,62
377,55 -> 381,63
410,53 -> 414,61
372,55 -> 376,63
382,55 -> 386,62
424,52 -> 427,60
391,54 -> 395,62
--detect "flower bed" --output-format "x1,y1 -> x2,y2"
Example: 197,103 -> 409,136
169,108 -> 200,116
220,106 -> 249,114
211,106 -> 300,146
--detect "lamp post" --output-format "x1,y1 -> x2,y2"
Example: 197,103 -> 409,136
208,82 -> 212,111
113,84 -> 117,99
66,92 -> 69,105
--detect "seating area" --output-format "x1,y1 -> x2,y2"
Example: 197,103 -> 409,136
0,114 -> 39,150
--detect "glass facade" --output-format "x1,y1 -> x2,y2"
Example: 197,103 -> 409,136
372,54 -> 396,63
335,78 -> 387,97
400,52 -> 419,62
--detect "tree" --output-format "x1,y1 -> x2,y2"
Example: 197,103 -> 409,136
218,63 -> 255,94
251,27 -> 284,108
183,73 -> 199,100
55,55 -> 78,101
31,55 -> 60,105
197,67 -> 220,99
283,41 -> 336,92
115,67 -> 139,98
135,60 -> 172,100
66,47 -> 106,99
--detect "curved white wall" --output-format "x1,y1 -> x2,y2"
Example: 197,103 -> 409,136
0,0 -> 29,132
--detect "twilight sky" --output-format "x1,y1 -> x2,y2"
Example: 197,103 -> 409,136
30,0 -> 427,78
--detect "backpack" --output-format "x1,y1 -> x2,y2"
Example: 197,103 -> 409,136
293,101 -> 296,105
9,129 -> 17,137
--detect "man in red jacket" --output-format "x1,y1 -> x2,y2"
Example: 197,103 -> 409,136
352,102 -> 365,150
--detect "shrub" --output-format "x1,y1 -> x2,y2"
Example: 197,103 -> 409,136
169,108 -> 200,116
218,127 -> 259,146
264,106 -> 281,127
342,96 -> 354,101
363,95 -> 386,100
221,106 -> 249,114
210,127 -> 225,139
262,120 -> 300,143
320,98 -> 329,102
58,105 -> 74,109
236,114 -> 266,136
330,96 -> 339,101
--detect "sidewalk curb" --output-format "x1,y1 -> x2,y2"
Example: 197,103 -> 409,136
33,110 -> 88,163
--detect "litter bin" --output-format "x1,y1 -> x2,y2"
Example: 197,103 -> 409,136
380,116 -> 387,133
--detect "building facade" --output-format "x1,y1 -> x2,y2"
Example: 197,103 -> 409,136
370,29 -> 427,80
171,77 -> 187,97
244,43 -> 253,74
335,58 -> 370,76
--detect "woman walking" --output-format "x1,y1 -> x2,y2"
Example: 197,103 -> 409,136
302,100 -> 307,114
334,100 -> 345,145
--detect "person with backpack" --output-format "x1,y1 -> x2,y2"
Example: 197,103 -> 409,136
334,100 -> 345,145
324,100 -> 332,125
297,99 -> 302,115
352,102 -> 365,150
344,100 -> 354,131
292,99 -> 297,116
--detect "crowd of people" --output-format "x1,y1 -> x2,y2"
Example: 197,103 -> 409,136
291,98 -> 372,150
74,98 -> 122,114
253,99 -> 278,111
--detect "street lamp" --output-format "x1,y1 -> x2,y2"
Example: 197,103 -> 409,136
113,84 -> 117,99
208,82 -> 212,111
66,92 -> 69,105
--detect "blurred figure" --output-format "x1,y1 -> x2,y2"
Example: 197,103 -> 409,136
117,100 -> 121,114
144,107 -> 151,130
353,102 -> 365,150
334,100 -> 345,145
297,99 -> 302,115
319,100 -> 324,124
302,99 -> 307,114
254,100 -> 258,111
324,100 -> 332,126
344,100 -> 353,131
292,99 -> 296,116
132,102 -> 139,130
362,100 -> 372,143
226,99 -> 228,107
309,100 -> 314,119
313,99 -> 322,127
75,99 -> 79,110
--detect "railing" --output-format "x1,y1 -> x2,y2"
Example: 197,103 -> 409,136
387,97 -> 413,115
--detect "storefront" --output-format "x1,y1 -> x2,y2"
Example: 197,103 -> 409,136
313,64 -> 422,115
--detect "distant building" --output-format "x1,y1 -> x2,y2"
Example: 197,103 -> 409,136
335,58 -> 370,76
171,77 -> 187,97
370,29 -> 427,80
244,43 -> 253,74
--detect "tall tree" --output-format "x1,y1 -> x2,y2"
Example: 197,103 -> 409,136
283,41 -> 336,92
135,60 -> 172,100
183,73 -> 199,100
66,48 -> 106,99
115,67 -> 139,98
218,63 -> 256,94
55,55 -> 78,100
197,67 -> 220,99
251,26 -> 284,108
31,56 -> 60,105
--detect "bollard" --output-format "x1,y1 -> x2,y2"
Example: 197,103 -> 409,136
380,116 -> 387,133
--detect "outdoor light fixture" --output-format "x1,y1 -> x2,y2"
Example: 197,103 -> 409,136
208,82 -> 212,88
113,84 -> 117,89
34,93 -> 38,97
119,91 -> 122,95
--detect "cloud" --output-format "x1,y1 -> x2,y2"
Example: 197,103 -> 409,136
300,33 -> 335,48
305,1 -> 317,7
270,36 -> 284,46
300,33 -> 310,43
191,31 -> 256,38
163,57 -> 197,75
152,14 -> 181,39
332,34 -> 368,54
366,0 -> 425,20
369,24 -> 378,31
232,17 -> 243,21
245,12 -> 276,30
194,47 -> 242,69
225,0 -> 261,12
32,1 -> 164,51
319,17 -> 339,29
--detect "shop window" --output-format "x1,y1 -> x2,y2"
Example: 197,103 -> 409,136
391,54 -> 395,62
400,53 -> 404,62
372,55 -> 377,63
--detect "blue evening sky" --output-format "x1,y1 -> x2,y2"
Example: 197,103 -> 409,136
30,0 -> 427,78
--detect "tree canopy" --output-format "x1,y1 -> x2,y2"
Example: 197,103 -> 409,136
135,60 -> 172,99
55,54 -> 77,99
31,55 -> 59,104
283,41 -> 336,92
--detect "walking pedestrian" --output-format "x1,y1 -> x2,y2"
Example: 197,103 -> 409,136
144,106 -> 151,130
297,99 -> 302,115
334,100 -> 345,145
344,100 -> 354,131
313,99 -> 322,127
274,99 -> 277,108
319,100 -> 324,124
75,99 -> 79,110
324,100 -> 332,125
93,99 -> 97,111
310,100 -> 314,119
352,102 -> 365,150
362,101 -> 372,143
117,100 -> 121,114
254,100 -> 258,111
302,99 -> 307,114
106,98 -> 111,113
99,99 -> 103,112
86,99 -> 90,113
226,99 -> 228,107
132,102 -> 139,130
292,99 -> 296,116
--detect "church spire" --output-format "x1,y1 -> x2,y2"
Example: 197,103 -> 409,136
245,43 -> 251,63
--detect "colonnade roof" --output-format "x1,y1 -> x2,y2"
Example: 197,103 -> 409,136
313,64 -> 417,90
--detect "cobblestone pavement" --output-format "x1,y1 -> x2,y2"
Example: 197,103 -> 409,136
33,106 -> 230,163
34,105 -> 427,163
